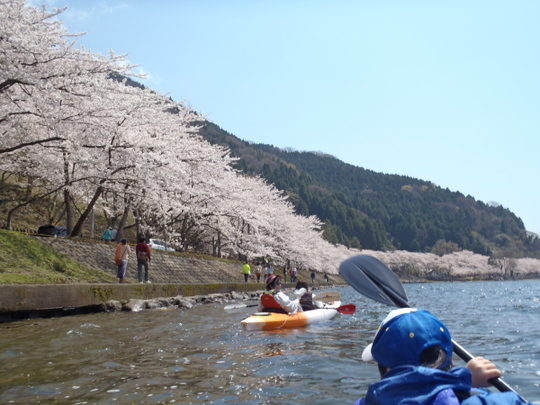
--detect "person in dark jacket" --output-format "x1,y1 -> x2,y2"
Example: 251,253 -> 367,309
295,280 -> 317,311
353,308 -> 536,405
135,237 -> 152,283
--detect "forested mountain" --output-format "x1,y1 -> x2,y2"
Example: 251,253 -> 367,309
199,122 -> 540,259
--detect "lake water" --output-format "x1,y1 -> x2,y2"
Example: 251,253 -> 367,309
1,280 -> 539,404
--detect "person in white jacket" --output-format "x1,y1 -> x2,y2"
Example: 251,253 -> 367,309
258,274 -> 304,313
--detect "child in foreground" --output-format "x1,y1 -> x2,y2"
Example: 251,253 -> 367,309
354,308 -> 537,405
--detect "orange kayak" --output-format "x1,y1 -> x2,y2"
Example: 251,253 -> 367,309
240,302 -> 341,331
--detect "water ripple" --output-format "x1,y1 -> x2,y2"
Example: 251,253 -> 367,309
0,280 -> 539,403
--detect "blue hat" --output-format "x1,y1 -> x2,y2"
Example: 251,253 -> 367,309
362,308 -> 453,369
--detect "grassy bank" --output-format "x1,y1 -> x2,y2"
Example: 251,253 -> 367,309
0,229 -> 117,284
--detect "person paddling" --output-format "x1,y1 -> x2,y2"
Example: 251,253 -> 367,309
295,280 -> 318,311
354,308 -> 537,405
258,274 -> 303,314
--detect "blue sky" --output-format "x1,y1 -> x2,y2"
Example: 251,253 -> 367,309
33,0 -> 540,233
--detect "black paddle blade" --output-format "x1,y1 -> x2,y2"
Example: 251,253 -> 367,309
339,254 -> 409,308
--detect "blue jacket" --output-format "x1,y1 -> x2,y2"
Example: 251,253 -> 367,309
353,365 -> 530,405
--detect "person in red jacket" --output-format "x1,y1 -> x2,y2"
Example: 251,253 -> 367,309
135,237 -> 152,283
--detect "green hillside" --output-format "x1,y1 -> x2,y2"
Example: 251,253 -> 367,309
199,122 -> 540,259
0,229 -> 117,284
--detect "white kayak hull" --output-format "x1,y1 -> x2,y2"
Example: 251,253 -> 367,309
240,301 -> 341,331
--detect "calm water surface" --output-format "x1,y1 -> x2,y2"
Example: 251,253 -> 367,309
1,280 -> 539,404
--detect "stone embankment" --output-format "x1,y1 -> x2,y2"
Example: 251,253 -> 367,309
0,285 -> 261,323
0,237 -> 344,322
34,236 -> 259,285
0,282 -> 265,322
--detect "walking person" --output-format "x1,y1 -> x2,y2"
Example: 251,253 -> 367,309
290,267 -> 298,283
242,261 -> 251,283
101,227 -> 112,242
310,270 -> 316,286
115,238 -> 130,283
255,262 -> 263,283
136,237 -> 152,283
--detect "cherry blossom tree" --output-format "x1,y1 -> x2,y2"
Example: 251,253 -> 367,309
1,0 -> 141,231
0,0 -> 138,155
4,1 -> 539,278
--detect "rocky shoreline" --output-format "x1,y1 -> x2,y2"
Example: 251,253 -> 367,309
0,284 -> 336,323
100,285 -> 334,314
104,290 -> 261,313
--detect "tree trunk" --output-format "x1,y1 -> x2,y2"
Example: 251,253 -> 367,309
63,188 -> 74,234
134,208 -> 141,241
116,204 -> 130,242
62,150 -> 74,233
70,186 -> 103,237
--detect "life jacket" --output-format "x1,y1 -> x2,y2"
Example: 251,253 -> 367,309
260,291 -> 286,313
300,292 -> 317,311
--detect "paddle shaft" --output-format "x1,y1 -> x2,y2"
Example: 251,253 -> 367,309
227,303 -> 354,314
227,290 -> 340,310
452,340 -> 518,394
224,303 -> 258,310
